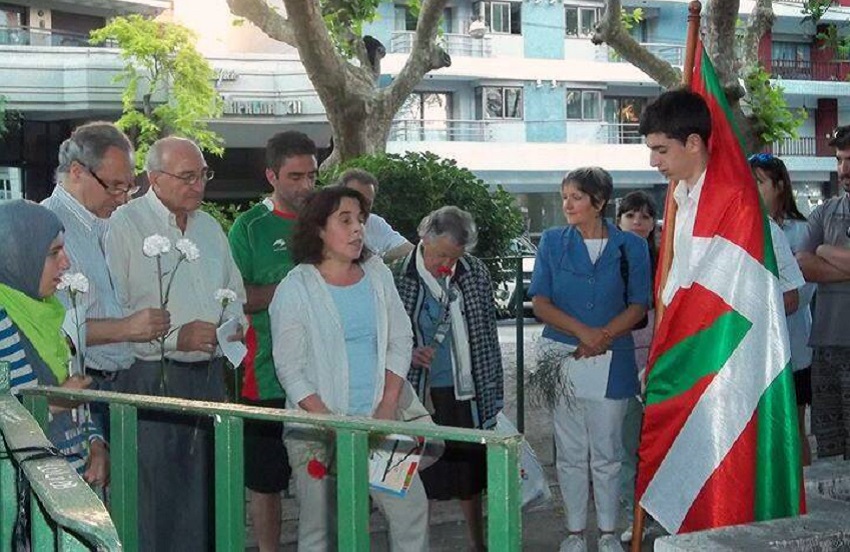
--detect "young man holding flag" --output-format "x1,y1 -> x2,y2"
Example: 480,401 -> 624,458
635,53 -> 804,535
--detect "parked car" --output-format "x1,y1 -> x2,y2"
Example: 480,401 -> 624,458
494,236 -> 537,318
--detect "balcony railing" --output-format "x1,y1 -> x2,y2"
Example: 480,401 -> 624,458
767,136 -> 832,157
770,58 -> 850,81
609,42 -> 685,66
0,25 -> 112,47
390,31 -> 492,58
596,122 -> 643,145
390,119 -> 495,142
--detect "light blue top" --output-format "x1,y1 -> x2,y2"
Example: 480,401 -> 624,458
529,221 -> 651,399
328,276 -> 378,416
417,291 -> 454,388
781,219 -> 814,371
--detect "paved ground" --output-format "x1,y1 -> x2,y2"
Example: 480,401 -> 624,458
248,320 -> 662,550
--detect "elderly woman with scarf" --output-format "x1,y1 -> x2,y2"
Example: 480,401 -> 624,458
394,206 -> 503,552
0,200 -> 108,486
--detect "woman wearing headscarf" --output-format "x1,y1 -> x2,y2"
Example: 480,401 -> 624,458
0,199 -> 108,486
394,206 -> 504,552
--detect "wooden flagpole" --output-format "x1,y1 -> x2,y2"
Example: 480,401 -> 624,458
630,2 -> 701,550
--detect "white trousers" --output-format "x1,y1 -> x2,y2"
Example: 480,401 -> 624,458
286,432 -> 430,552
553,396 -> 628,532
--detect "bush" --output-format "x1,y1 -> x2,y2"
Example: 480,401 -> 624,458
321,152 -> 524,267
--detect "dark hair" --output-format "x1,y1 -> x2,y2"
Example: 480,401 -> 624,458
292,187 -> 371,265
828,125 -> 850,150
337,168 -> 379,190
617,190 -> 659,270
265,131 -> 317,173
639,88 -> 711,146
748,153 -> 806,222
561,166 -> 613,213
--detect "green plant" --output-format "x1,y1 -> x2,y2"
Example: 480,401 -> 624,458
322,152 -> 524,281
201,201 -> 250,234
744,65 -> 807,144
620,8 -> 644,32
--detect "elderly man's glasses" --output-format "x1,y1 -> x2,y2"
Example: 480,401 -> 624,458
82,164 -> 140,196
156,169 -> 215,185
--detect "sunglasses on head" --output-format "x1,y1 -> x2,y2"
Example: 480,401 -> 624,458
748,152 -> 777,164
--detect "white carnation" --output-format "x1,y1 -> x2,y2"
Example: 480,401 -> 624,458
175,238 -> 200,262
143,235 -> 171,257
57,272 -> 89,294
214,288 -> 238,305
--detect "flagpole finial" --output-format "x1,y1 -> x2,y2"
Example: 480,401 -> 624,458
689,0 -> 702,16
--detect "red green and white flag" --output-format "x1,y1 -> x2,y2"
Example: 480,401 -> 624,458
636,43 -> 805,534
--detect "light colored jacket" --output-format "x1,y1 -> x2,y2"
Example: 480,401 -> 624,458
269,256 -> 413,414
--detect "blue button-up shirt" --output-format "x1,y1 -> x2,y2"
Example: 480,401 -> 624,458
529,221 -> 651,398
42,185 -> 134,372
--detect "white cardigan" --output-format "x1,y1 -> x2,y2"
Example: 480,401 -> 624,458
269,256 -> 413,415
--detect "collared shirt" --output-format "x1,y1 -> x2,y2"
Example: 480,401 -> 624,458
661,171 -> 706,306
105,190 -> 247,363
42,185 -> 134,372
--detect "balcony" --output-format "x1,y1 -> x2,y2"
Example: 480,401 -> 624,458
768,136 -> 832,157
390,31 -> 492,58
608,43 -> 685,66
596,123 -> 643,145
390,119 -> 494,142
770,58 -> 850,81
0,26 -> 113,48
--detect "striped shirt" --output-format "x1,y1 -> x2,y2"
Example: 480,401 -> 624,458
42,185 -> 134,372
0,308 -> 102,474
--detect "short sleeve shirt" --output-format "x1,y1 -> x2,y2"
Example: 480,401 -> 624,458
801,195 -> 850,347
228,199 -> 296,400
364,214 -> 408,257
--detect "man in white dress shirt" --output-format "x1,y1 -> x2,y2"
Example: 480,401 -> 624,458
105,136 -> 246,551
338,168 -> 414,262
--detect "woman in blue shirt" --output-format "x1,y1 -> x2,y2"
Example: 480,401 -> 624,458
529,167 -> 650,552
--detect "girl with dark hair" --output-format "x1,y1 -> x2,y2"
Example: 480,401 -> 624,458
615,190 -> 659,543
749,153 -> 814,466
269,187 -> 429,551
529,168 -> 651,552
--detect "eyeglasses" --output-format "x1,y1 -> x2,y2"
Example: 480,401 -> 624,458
82,164 -> 140,196
156,169 -> 215,185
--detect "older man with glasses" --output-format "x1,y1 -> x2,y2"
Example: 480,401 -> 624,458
105,136 -> 246,551
42,122 -> 171,452
798,124 -> 850,461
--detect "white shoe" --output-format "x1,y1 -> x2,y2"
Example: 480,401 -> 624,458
559,534 -> 587,552
598,533 -> 623,552
619,525 -> 644,543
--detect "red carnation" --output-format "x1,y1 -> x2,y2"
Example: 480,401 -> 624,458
436,266 -> 452,277
307,458 -> 328,480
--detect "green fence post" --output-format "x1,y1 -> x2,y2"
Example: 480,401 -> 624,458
514,257 -> 525,433
486,440 -> 521,552
109,403 -> 138,552
336,429 -> 369,552
0,361 -> 14,552
214,414 -> 244,552
22,396 -> 48,434
30,497 -> 55,552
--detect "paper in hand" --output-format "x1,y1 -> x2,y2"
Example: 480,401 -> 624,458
216,317 -> 247,367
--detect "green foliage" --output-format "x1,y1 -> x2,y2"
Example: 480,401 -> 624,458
0,95 -> 21,138
620,8 -> 644,31
744,65 -> 807,144
802,0 -> 832,26
816,24 -> 850,60
90,15 -> 224,172
320,0 -> 381,57
201,201 -> 250,234
322,151 -> 525,279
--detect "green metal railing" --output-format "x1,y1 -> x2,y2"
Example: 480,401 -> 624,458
0,383 -> 120,550
18,387 -> 523,552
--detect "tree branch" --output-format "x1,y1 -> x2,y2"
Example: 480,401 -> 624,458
593,0 -> 681,88
741,0 -> 774,69
704,0 -> 742,91
226,0 -> 296,46
388,0 -> 451,111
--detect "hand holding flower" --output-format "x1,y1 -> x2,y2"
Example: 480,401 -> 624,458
123,308 -> 171,342
412,346 -> 436,369
176,320 -> 218,353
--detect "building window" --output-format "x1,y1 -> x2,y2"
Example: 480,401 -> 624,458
566,89 -> 601,120
476,87 -> 523,119
473,1 -> 521,35
565,6 -> 599,37
394,5 -> 418,31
